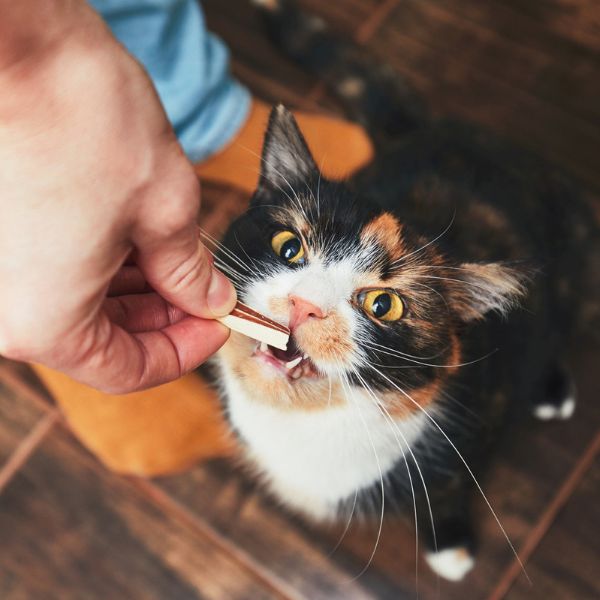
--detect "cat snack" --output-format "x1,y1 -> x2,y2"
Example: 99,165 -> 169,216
218,301 -> 290,350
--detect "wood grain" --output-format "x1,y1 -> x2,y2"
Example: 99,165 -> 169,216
367,0 -> 600,189
495,0 -> 600,52
203,0 -> 316,108
0,366 -> 48,465
157,460 -> 392,599
506,456 -> 600,600
0,426 -> 281,600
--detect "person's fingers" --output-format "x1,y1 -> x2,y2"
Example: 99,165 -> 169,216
132,173 -> 236,319
103,293 -> 187,332
135,221 -> 237,320
107,266 -> 150,296
133,317 -> 229,390
68,313 -> 230,393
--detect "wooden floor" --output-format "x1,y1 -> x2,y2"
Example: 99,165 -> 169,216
1,1 -> 599,598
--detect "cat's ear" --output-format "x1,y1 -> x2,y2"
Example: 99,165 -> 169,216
258,105 -> 319,193
447,262 -> 529,322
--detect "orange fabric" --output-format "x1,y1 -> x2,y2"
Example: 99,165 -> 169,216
33,364 -> 235,476
33,100 -> 372,476
196,99 -> 374,194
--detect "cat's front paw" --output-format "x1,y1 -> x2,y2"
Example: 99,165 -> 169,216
533,364 -> 576,421
533,395 -> 576,421
425,547 -> 475,581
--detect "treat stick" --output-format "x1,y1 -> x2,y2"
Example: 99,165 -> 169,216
196,226 -> 289,349
218,301 -> 290,350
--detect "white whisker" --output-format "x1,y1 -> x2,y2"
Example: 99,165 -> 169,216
363,340 -> 498,370
199,227 -> 253,271
328,489 -> 358,557
351,368 -> 429,592
392,210 -> 456,267
366,363 -> 531,584
337,369 -> 385,579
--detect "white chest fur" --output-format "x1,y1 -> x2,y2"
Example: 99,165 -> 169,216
223,373 -> 427,521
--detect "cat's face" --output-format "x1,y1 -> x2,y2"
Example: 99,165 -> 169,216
216,106 -> 525,414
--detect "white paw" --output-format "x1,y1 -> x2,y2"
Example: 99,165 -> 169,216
425,547 -> 475,581
534,396 -> 576,421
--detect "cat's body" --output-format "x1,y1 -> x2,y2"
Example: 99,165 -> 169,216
212,0 -> 594,581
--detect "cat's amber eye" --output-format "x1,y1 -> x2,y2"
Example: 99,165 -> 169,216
271,230 -> 305,265
360,290 -> 404,322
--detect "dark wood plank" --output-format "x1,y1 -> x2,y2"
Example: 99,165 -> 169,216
0,426 -> 281,600
506,456 -> 600,600
201,0 -> 364,114
367,0 -> 600,189
157,461 -> 395,599
494,0 -> 600,52
300,0 -> 384,37
202,0 -> 317,107
391,0 -> 600,125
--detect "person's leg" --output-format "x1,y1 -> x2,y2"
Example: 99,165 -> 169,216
92,0 -> 373,190
35,365 -> 235,475
34,0 -> 372,475
89,0 -> 252,163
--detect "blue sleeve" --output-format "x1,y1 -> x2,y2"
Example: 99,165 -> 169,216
89,0 -> 250,161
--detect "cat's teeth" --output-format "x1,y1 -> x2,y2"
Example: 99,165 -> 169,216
303,353 -> 309,360
290,368 -> 303,379
285,356 -> 302,369
260,342 -> 269,353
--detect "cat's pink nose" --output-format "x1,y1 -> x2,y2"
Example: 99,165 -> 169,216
288,295 -> 326,330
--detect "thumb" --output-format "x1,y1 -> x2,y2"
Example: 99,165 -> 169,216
135,219 -> 237,319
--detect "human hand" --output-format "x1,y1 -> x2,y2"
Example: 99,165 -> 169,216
0,1 -> 236,393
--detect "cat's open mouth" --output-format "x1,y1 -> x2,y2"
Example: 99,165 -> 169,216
254,336 -> 319,381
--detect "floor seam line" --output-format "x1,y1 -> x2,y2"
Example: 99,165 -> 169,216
130,477 -> 307,600
486,428 -> 600,600
0,364 -> 55,412
0,410 -> 60,494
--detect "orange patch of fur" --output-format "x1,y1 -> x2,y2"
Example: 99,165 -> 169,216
267,295 -> 355,366
294,309 -> 355,364
361,212 -> 405,261
219,332 -> 345,411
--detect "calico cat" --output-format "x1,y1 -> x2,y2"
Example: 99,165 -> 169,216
212,0 -> 594,582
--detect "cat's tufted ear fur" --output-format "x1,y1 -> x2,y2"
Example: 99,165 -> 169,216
258,105 -> 319,193
447,262 -> 529,322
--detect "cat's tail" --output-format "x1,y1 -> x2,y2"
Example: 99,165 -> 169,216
251,0 -> 428,143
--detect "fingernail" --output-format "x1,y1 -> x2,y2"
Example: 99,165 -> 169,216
208,268 -> 237,317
